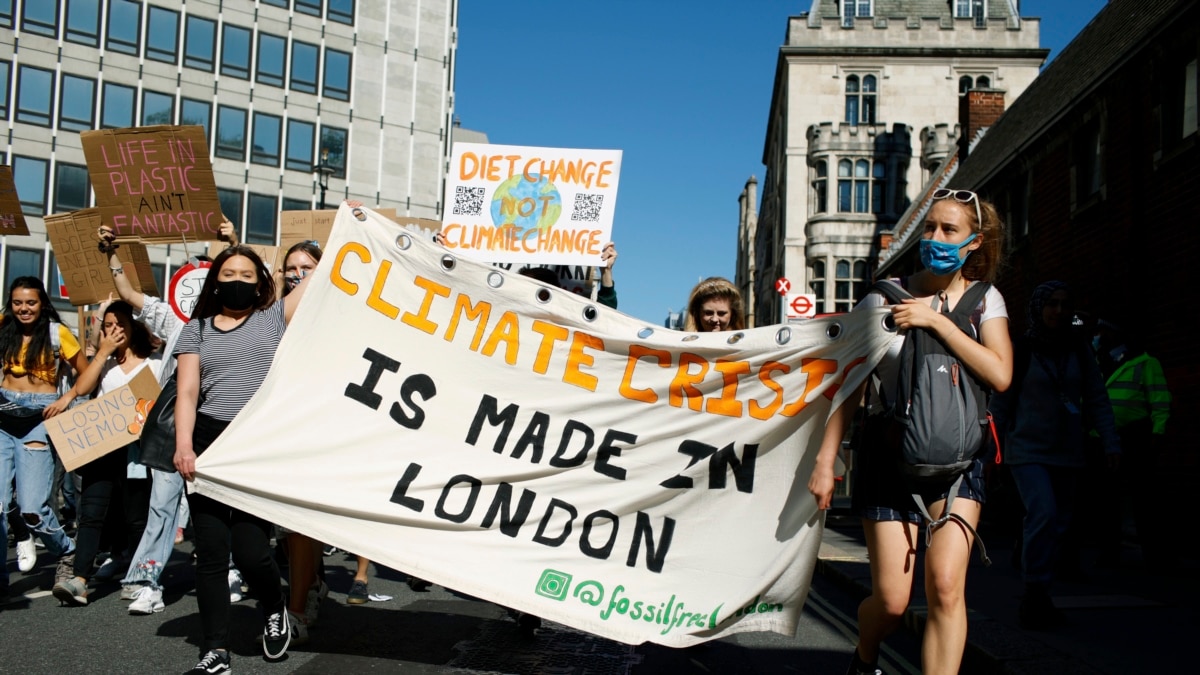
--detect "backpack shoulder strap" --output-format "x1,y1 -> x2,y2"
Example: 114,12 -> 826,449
949,282 -> 992,322
871,279 -> 913,305
49,321 -> 62,360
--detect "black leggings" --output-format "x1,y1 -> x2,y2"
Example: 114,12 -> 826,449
188,413 -> 284,651
73,449 -> 150,578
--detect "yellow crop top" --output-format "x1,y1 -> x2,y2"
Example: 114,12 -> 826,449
3,324 -> 81,384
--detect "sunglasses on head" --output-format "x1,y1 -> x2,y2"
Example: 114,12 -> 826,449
933,188 -> 982,226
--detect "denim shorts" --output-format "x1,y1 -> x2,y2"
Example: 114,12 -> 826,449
0,388 -> 58,442
850,447 -> 986,523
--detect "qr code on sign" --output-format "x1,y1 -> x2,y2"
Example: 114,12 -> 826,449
571,194 -> 605,222
452,186 -> 486,216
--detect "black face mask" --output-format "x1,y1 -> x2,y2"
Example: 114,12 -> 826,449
216,280 -> 258,311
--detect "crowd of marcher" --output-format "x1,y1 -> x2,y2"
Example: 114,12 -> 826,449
1,194 -> 1173,675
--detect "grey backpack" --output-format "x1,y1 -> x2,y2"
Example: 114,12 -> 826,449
873,280 -> 994,564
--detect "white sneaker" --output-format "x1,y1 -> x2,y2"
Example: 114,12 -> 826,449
128,585 -> 165,614
228,569 -> 244,603
16,537 -> 37,572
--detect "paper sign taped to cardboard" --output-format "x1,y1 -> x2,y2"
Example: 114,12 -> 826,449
45,209 -> 160,306
81,125 -> 225,243
0,165 -> 31,236
279,209 -> 440,253
47,368 -> 162,472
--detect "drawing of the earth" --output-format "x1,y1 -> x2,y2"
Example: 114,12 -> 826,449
489,173 -> 562,230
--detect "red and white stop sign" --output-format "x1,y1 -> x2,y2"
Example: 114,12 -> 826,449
787,293 -> 816,319
168,259 -> 212,322
775,278 -> 791,296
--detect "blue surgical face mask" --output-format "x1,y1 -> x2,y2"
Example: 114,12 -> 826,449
919,234 -> 976,275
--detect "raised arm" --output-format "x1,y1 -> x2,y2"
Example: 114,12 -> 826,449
98,226 -> 145,312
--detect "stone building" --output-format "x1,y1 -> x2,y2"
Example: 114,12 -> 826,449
1,0 -> 458,325
878,0 -> 1198,470
737,0 -> 1045,326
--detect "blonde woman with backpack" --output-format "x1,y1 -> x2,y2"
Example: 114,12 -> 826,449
808,189 -> 1013,675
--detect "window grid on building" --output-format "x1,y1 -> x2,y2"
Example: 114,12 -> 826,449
845,74 -> 877,126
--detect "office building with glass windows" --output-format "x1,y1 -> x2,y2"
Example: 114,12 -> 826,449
1,0 -> 458,324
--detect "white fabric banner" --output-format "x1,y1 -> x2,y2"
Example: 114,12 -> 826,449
193,206 -> 894,647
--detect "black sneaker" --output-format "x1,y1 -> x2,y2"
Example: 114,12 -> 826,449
185,650 -> 230,674
346,579 -> 369,605
262,609 -> 291,660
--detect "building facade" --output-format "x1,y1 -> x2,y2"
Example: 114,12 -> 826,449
1,0 -> 458,325
879,0 -> 1198,470
738,0 -> 1044,325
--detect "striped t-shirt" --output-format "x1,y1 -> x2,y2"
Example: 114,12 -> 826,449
174,302 -> 287,421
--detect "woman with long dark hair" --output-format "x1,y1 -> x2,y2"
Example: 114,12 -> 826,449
51,301 -> 161,606
0,277 -> 88,598
173,244 -> 310,674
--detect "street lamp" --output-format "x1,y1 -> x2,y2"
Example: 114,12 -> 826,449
313,147 -> 335,209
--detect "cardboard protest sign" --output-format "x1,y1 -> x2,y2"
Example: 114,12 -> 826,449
194,206 -> 894,648
47,367 -> 161,472
44,209 -> 160,306
440,143 -> 622,267
81,125 -> 225,243
279,208 -> 439,254
0,165 -> 31,235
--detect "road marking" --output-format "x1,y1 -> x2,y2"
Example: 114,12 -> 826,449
807,589 -> 920,675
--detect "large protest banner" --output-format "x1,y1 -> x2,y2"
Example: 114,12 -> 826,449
440,143 -> 621,267
47,367 -> 161,472
81,125 -> 225,243
0,165 -> 31,236
45,209 -> 160,305
194,206 -> 893,647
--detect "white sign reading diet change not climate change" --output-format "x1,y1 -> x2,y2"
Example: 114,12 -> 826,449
440,142 -> 622,267
192,206 -> 896,648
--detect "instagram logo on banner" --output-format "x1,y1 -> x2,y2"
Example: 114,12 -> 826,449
535,569 -> 573,601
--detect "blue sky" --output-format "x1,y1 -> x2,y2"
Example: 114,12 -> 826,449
454,0 -> 1109,326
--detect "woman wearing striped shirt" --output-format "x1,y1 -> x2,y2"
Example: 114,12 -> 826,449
173,244 -> 309,674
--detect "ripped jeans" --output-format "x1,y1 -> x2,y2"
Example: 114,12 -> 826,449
0,389 -> 75,585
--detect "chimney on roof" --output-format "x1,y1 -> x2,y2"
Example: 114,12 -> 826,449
959,89 -> 1006,162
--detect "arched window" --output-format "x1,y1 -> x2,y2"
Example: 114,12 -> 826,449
835,259 -> 865,313
861,75 -> 877,124
844,75 -> 860,125
976,75 -> 991,88
837,158 -> 887,214
959,75 -> 973,94
810,260 -> 827,315
812,160 -> 828,214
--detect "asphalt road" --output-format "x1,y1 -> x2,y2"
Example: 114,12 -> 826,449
2,538 -> 921,674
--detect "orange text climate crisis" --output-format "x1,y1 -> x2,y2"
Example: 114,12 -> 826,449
329,241 -> 869,422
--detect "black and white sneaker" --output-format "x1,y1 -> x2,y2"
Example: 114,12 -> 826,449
262,609 -> 291,660
185,649 -> 231,674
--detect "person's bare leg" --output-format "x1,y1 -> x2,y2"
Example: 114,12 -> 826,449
853,519 -> 919,667
287,533 -> 318,615
921,498 -> 981,675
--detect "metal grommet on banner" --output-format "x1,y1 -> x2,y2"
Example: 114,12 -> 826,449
883,313 -> 897,332
776,326 -> 791,345
727,332 -> 745,345
395,234 -> 412,250
535,287 -> 552,304
582,305 -> 598,322
486,271 -> 504,288
439,254 -> 456,272
826,322 -> 843,340
637,327 -> 654,339
682,334 -> 698,342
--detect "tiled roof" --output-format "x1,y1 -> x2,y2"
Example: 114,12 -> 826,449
954,0 -> 1184,187
809,0 -> 1015,21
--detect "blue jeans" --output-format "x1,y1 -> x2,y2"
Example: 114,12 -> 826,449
1010,462 -> 1077,584
0,390 -> 76,585
122,468 -> 185,589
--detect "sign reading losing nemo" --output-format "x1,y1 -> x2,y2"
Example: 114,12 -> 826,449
81,125 -> 225,243
0,165 -> 31,236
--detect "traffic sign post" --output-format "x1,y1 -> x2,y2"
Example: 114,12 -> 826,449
786,293 -> 816,320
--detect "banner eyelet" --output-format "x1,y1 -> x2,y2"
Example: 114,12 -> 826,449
637,327 -> 654,339
486,271 -> 504,288
726,332 -> 745,345
439,254 -> 456,272
535,287 -> 552,304
395,234 -> 412,250
582,305 -> 598,322
826,322 -> 843,340
775,327 -> 791,345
